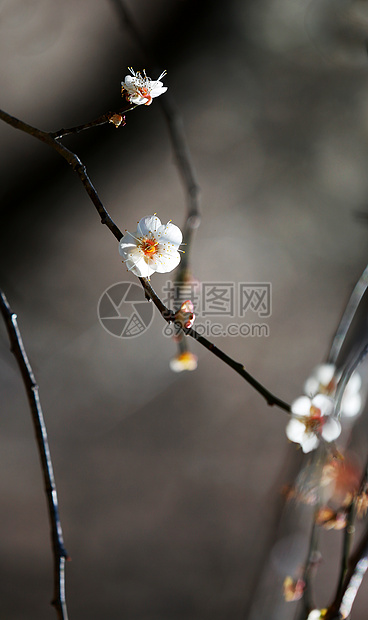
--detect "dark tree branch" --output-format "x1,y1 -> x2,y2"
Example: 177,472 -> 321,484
0,290 -> 69,620
0,107 -> 290,412
49,104 -> 135,139
186,325 -> 291,411
137,278 -> 290,411
0,109 -> 123,242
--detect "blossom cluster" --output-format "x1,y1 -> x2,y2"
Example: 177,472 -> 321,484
286,364 -> 363,453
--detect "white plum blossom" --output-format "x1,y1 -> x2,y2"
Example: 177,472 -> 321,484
304,364 -> 336,398
304,363 -> 362,418
121,67 -> 167,106
286,394 -> 341,453
119,215 -> 182,278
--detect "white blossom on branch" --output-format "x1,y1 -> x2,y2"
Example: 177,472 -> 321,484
121,67 -> 167,106
286,394 -> 341,453
304,363 -> 363,418
119,215 -> 182,278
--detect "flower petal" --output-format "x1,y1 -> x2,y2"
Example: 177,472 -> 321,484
312,394 -> 334,417
286,418 -> 306,443
341,392 -> 362,417
125,255 -> 154,278
300,433 -> 320,453
137,215 -> 161,237
157,222 -> 183,248
315,363 -> 335,386
119,232 -> 139,257
304,376 -> 320,397
150,83 -> 168,98
321,417 -> 341,442
151,250 -> 181,273
346,372 -> 362,394
291,396 -> 312,417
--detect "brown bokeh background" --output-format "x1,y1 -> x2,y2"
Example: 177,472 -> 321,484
1,1 -> 368,618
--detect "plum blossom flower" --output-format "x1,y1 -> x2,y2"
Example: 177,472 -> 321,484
286,394 -> 341,453
121,67 -> 167,106
304,364 -> 336,397
169,351 -> 198,372
119,215 -> 182,278
304,363 -> 363,418
174,300 -> 196,330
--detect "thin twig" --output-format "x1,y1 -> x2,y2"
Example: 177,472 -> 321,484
49,104 -> 135,139
138,278 -> 290,412
0,290 -> 69,620
187,324 -> 291,411
0,107 -> 290,412
0,109 -> 123,241
50,113 -> 112,139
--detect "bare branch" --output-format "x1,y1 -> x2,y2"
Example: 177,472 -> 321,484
0,107 -> 290,412
0,109 -> 123,242
49,104 -> 135,139
0,290 -> 69,620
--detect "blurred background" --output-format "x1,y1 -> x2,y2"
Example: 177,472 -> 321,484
1,0 -> 368,618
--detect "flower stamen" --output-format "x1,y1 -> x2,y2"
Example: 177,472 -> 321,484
140,238 -> 158,255
304,405 -> 326,434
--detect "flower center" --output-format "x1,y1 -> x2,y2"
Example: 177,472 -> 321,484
140,238 -> 158,256
138,86 -> 152,104
305,405 -> 326,434
319,378 -> 337,395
